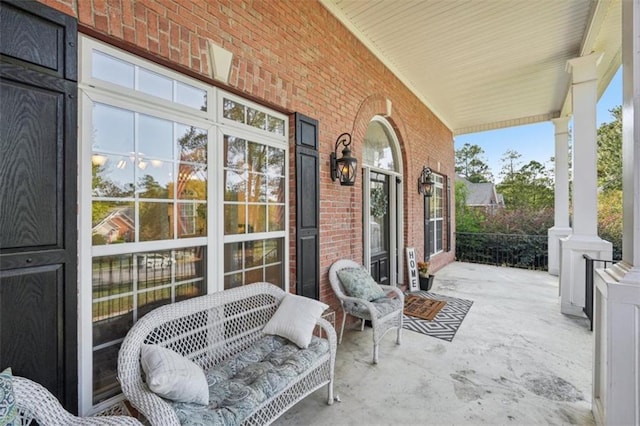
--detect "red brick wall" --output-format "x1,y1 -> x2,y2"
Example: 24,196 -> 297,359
38,0 -> 455,310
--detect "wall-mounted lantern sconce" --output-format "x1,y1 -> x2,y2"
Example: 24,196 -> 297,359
330,132 -> 358,186
417,165 -> 434,197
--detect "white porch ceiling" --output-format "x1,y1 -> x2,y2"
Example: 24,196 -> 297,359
320,0 -> 621,135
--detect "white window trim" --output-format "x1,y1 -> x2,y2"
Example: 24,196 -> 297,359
78,35 -> 289,415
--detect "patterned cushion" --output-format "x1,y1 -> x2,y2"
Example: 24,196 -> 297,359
345,296 -> 402,320
0,368 -> 17,426
171,335 -> 329,426
336,267 -> 385,301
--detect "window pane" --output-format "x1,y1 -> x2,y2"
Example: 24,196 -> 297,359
224,170 -> 246,202
137,170 -> 170,199
265,238 -> 283,264
92,202 -> 134,245
246,107 -> 266,130
224,204 -> 242,235
138,287 -> 172,318
363,120 -> 396,171
175,247 -> 206,280
245,240 -> 261,268
92,255 -> 134,297
139,114 -> 173,160
92,296 -> 132,346
268,205 -> 284,231
92,154 -> 135,198
265,264 -> 283,287
176,281 -> 205,302
177,124 -> 207,163
224,272 -> 243,289
93,344 -> 121,404
267,116 -> 285,135
223,98 -> 245,122
267,176 -> 284,203
224,242 -> 243,271
248,142 -> 266,173
248,204 -> 266,233
247,173 -> 266,202
177,163 -> 207,200
93,103 -> 134,153
224,136 -> 245,169
138,68 -> 172,101
140,202 -> 173,241
178,202 -> 206,238
136,252 -> 172,289
176,81 -> 207,111
92,51 -> 133,89
267,146 -> 285,175
245,268 -> 263,284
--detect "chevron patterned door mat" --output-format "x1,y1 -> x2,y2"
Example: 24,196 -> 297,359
402,291 -> 473,342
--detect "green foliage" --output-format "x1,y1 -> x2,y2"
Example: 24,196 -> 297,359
455,143 -> 493,183
597,106 -> 622,192
598,190 -> 622,260
496,159 -> 554,210
455,181 -> 484,232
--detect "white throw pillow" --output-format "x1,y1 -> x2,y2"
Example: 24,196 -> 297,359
262,294 -> 329,349
140,344 -> 209,405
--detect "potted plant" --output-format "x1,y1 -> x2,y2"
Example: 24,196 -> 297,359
417,261 -> 434,291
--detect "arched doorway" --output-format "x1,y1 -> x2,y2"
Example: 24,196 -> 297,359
362,117 -> 404,286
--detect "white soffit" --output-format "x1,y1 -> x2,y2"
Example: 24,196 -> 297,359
321,0 -> 621,135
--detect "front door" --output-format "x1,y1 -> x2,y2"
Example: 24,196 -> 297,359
369,172 -> 390,285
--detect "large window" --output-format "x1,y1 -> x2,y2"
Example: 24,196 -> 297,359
429,174 -> 445,255
80,37 -> 288,413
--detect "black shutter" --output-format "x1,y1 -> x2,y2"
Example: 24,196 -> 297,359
295,113 -> 320,299
0,0 -> 78,412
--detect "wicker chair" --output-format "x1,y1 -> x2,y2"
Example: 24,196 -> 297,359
12,376 -> 142,425
328,259 -> 404,363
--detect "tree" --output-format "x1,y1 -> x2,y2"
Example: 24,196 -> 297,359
597,106 -> 622,191
455,143 -> 493,183
497,158 -> 553,210
499,150 -> 522,181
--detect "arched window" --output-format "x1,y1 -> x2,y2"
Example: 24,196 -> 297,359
363,120 -> 399,172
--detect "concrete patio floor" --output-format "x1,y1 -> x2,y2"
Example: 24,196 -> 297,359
275,261 -> 594,425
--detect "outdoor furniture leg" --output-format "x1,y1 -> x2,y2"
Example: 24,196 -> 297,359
373,344 -> 379,364
339,311 -> 346,344
360,319 -> 365,331
396,312 -> 403,344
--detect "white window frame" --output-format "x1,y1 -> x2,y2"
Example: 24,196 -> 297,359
430,174 -> 444,256
362,116 -> 404,286
78,35 -> 288,415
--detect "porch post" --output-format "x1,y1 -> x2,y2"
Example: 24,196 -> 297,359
559,53 -> 612,316
547,117 -> 571,276
592,0 -> 640,423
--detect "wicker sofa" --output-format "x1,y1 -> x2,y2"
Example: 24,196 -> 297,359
117,282 -> 336,426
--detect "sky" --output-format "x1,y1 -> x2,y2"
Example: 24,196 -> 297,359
454,67 -> 623,182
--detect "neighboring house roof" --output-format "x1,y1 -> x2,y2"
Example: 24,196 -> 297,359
457,176 -> 505,208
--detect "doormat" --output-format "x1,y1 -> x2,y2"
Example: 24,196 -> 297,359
403,291 -> 473,342
404,294 -> 447,320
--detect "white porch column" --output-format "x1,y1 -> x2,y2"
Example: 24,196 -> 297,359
559,53 -> 612,316
592,0 -> 640,423
547,117 -> 572,276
